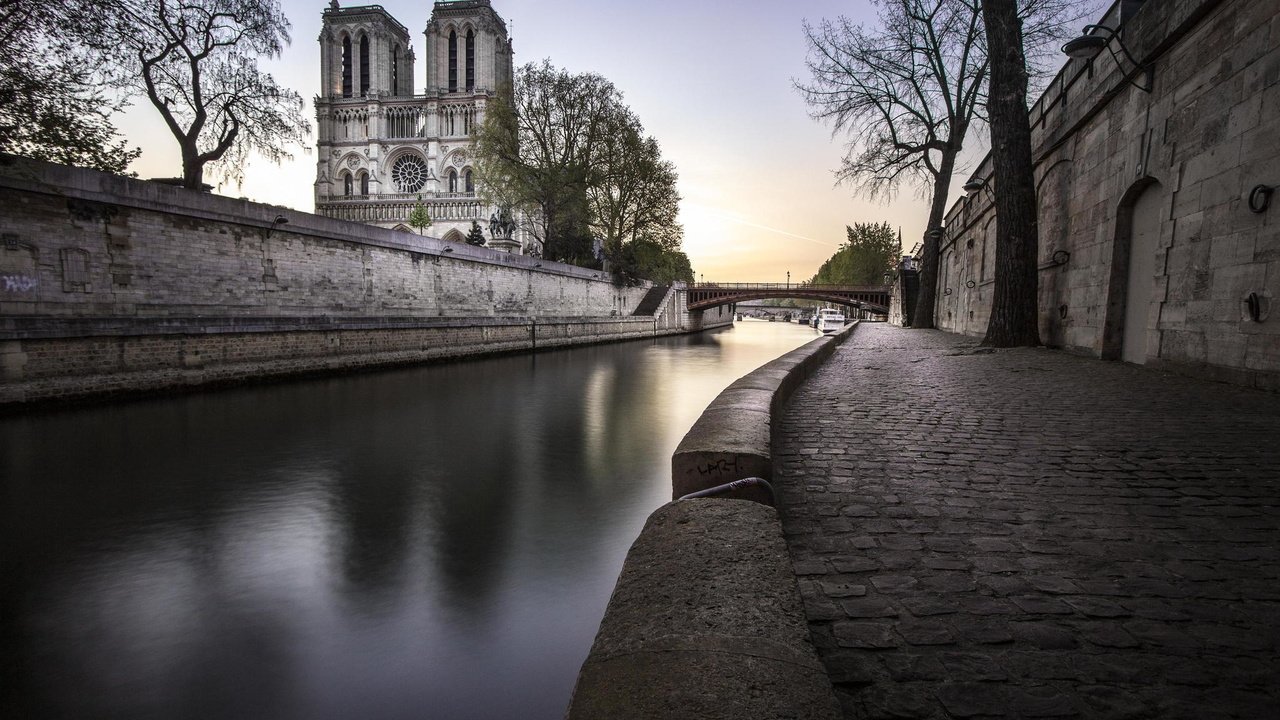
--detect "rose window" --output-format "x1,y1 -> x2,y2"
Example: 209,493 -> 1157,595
392,155 -> 429,192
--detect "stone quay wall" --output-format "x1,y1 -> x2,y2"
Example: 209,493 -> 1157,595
933,0 -> 1279,389
0,156 -> 729,404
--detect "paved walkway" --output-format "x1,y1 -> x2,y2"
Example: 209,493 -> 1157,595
774,324 -> 1280,719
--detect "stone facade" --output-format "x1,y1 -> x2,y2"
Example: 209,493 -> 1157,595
933,0 -> 1279,389
0,156 -> 728,404
314,1 -> 531,252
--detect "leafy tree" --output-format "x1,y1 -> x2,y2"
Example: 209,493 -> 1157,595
475,60 -> 621,265
466,220 -> 487,246
612,237 -> 695,287
798,0 -> 1093,329
110,0 -> 311,189
980,0 -> 1040,346
408,198 -> 432,235
0,0 -> 139,172
807,222 -> 901,286
587,114 -> 682,261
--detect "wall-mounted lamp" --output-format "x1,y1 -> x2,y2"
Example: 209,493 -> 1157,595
266,214 -> 289,239
1062,24 -> 1152,92
1247,185 -> 1274,214
963,178 -> 995,202
442,246 -> 454,253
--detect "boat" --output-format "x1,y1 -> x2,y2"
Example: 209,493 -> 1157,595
816,307 -> 846,333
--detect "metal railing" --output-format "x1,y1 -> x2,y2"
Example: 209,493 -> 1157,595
688,282 -> 889,291
678,477 -> 775,506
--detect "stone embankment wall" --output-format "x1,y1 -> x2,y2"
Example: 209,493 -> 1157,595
0,156 -> 728,404
567,323 -> 858,719
933,0 -> 1279,389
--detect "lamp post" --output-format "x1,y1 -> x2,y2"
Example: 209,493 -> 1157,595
786,271 -> 790,288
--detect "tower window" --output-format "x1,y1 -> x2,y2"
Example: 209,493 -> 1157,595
448,169 -> 458,193
359,171 -> 369,195
464,170 -> 473,193
343,172 -> 353,196
448,30 -> 458,92
392,45 -> 400,95
341,36 -> 352,97
465,30 -> 475,90
359,35 -> 370,96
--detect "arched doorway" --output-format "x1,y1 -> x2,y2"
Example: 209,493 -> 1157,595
1103,180 -> 1164,362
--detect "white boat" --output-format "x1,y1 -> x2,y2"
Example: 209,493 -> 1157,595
816,308 -> 846,333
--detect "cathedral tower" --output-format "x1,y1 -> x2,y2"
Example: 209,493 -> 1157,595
314,1 -> 529,254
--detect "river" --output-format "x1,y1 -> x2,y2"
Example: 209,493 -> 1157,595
1,319 -> 818,720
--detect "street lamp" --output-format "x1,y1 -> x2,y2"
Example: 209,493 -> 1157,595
1061,24 -> 1152,92
786,271 -> 790,288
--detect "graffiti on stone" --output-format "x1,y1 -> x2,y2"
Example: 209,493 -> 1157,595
2,274 -> 38,292
696,458 -> 738,476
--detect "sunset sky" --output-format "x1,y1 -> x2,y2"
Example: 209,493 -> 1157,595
118,0 -> 1001,283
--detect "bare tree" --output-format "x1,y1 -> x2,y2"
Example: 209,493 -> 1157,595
799,0 -> 986,329
798,0 -> 1093,329
981,0 -> 1041,346
113,0 -> 310,189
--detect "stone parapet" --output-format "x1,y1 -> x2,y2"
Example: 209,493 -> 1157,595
565,500 -> 841,720
670,321 -> 858,500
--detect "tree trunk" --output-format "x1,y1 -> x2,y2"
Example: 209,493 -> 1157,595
181,144 -> 204,190
911,149 -> 958,329
980,0 -> 1041,347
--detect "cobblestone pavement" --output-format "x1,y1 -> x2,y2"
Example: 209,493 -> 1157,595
774,324 -> 1280,719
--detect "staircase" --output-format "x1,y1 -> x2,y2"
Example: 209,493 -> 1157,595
632,285 -> 672,316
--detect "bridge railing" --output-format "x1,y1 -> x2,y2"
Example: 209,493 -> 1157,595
688,282 -> 889,291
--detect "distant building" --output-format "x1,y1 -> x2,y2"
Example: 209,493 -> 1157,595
314,1 -> 532,253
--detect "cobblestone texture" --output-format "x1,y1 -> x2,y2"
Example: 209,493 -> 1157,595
774,324 -> 1280,719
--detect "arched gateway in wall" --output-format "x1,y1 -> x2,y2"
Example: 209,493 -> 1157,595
1103,179 -> 1165,363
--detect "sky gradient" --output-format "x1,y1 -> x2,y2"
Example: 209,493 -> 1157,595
118,0 -> 994,283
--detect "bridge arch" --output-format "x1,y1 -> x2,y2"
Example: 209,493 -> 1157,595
686,283 -> 891,314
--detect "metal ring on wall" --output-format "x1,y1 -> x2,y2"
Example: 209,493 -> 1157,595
1248,185 -> 1273,214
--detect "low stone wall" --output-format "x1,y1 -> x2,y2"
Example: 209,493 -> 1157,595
671,321 -> 858,500
566,322 -> 858,718
565,500 -> 841,720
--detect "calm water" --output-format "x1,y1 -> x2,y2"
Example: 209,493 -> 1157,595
1,319 -> 818,720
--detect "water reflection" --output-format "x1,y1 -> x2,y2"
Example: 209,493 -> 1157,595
1,320 -> 818,720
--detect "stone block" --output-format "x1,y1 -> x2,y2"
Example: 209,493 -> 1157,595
566,500 -> 841,720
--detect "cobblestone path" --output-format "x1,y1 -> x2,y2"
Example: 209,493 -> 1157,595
774,323 -> 1280,719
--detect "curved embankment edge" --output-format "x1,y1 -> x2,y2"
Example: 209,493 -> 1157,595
566,321 -> 860,720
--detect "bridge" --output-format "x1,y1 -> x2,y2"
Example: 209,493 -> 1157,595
686,283 -> 891,314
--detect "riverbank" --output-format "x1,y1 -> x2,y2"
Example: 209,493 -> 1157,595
0,155 -> 730,406
0,308 -> 732,406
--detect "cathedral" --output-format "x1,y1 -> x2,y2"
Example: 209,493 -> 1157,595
314,1 -> 533,254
